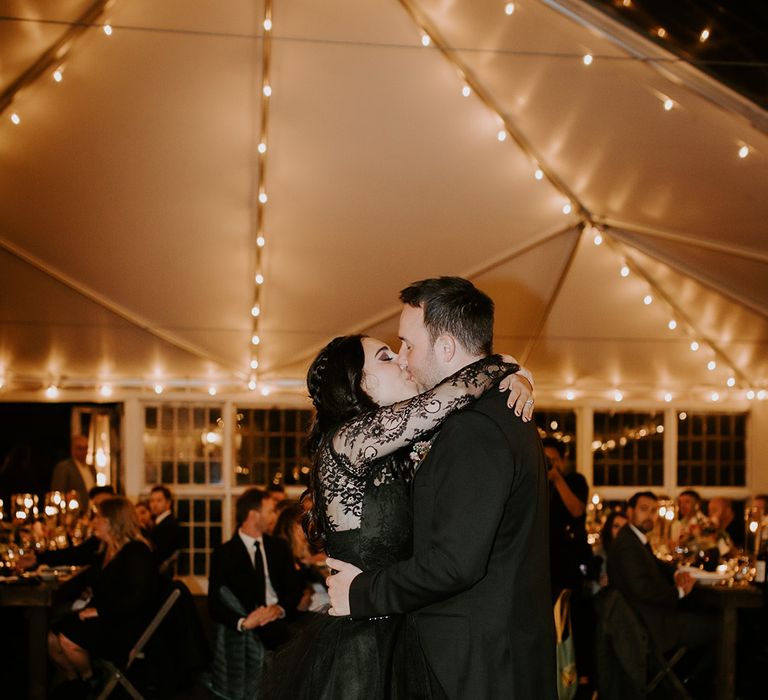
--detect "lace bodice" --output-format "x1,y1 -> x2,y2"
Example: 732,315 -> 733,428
316,355 -> 516,535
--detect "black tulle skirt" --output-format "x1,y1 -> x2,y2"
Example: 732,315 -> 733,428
262,612 -> 436,699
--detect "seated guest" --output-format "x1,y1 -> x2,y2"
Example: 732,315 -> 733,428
148,484 -> 183,576
669,489 -> 704,547
753,494 -> 768,519
608,491 -> 715,655
707,496 -> 744,552
47,496 -> 159,692
134,498 -> 153,538
594,509 -> 628,589
208,488 -> 302,650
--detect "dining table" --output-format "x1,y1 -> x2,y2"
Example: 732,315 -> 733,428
0,567 -> 87,700
687,582 -> 764,700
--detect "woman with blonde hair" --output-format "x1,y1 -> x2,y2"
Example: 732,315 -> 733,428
48,496 -> 160,694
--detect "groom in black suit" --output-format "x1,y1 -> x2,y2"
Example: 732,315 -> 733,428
208,488 -> 302,649
328,277 -> 556,699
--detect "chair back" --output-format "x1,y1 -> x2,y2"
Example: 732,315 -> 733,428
126,585 -> 182,668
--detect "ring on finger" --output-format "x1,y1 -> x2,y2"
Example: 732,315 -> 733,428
525,399 -> 534,405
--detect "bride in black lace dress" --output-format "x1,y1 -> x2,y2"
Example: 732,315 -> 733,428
264,334 -> 532,699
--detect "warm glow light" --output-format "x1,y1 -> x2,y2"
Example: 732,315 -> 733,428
614,390 -> 623,402
103,24 -> 113,36
663,98 -> 673,111
53,69 -> 63,82
726,377 -> 736,387
10,112 -> 21,125
258,192 -> 268,204
260,386 -> 271,396
45,384 -> 59,399
505,2 -> 515,15
421,33 -> 431,47
747,390 -> 756,400
154,383 -> 163,394
99,384 -> 113,398
699,28 -> 710,42
707,360 -> 717,371
657,27 -> 667,38
255,273 -> 264,285
565,390 -> 575,401
679,412 -> 687,420
593,232 -> 603,246
250,359 -> 259,370
251,304 -> 261,317
582,54 -> 593,66
738,145 -> 749,159
620,265 -> 630,278
690,341 -> 699,352
208,386 -> 217,396
497,130 -> 507,142
711,392 -> 720,402
656,425 -> 664,434
251,334 -> 261,346
758,390 -> 767,400
534,168 -> 544,181
750,521 -> 759,533
248,378 -> 257,391
263,84 -> 272,97
664,392 -> 673,402
257,142 -> 267,154
667,320 -> 677,330
643,294 -> 653,305
562,203 -> 572,215
461,85 -> 471,97
96,473 -> 106,486
263,18 -> 272,31
256,235 -> 266,247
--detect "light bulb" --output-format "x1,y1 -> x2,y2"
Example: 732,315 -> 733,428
726,377 -> 736,387
663,98 -> 673,111
582,54 -> 593,66
565,390 -> 575,401
260,386 -> 271,396
461,85 -> 471,97
657,27 -> 667,39
643,294 -> 653,305
11,113 -> 21,125
45,385 -> 59,399
534,168 -> 544,181
690,341 -> 699,352
263,18 -> 272,31
620,265 -> 630,277
504,3 -> 515,15
257,142 -> 267,154
667,320 -> 677,330
614,390 -> 623,402
153,383 -> 163,395
711,392 -> 719,402
699,28 -> 710,42
53,69 -> 63,82
258,192 -> 268,204
593,233 -> 603,246
679,411 -> 687,420
664,392 -> 672,402
562,203 -> 572,215
251,334 -> 261,346
263,85 -> 272,97
255,273 -> 264,285
738,145 -> 749,159
251,304 -> 261,317
421,33 -> 431,47
256,235 -> 266,247
707,360 -> 717,371
103,24 -> 113,36
250,358 -> 259,370
746,390 -> 755,400
758,390 -> 767,400
99,384 -> 113,398
497,130 -> 507,142
208,386 -> 217,396
248,378 -> 258,391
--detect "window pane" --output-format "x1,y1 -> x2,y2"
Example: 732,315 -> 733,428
592,411 -> 664,486
677,412 -> 747,487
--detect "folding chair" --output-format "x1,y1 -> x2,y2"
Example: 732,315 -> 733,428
94,586 -> 182,700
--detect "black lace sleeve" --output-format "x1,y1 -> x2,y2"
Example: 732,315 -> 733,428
331,355 -> 518,475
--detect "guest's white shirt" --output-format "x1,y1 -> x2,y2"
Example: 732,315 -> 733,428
154,509 -> 171,525
75,459 -> 95,493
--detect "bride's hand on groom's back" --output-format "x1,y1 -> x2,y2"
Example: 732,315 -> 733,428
498,357 -> 534,422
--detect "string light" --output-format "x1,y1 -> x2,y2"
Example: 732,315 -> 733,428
667,320 -> 677,330
534,168 -> 544,181
699,28 -> 710,42
257,142 -> 267,154
738,145 -> 749,159
262,84 -> 272,97
99,384 -> 113,398
582,54 -> 593,66
565,390 -> 575,401
504,3 -> 515,15
421,32 -> 431,47
663,98 -> 674,111
53,68 -> 64,83
258,191 -> 268,204
260,386 -> 271,396
747,390 -> 756,400
613,390 -> 623,402
248,378 -> 258,391
461,85 -> 471,97
263,18 -> 272,31
758,390 -> 767,400
656,27 -> 667,39
690,341 -> 699,352
707,360 -> 717,371
562,203 -> 572,215
711,391 -> 719,402
664,392 -> 673,402
103,23 -> 113,36
255,273 -> 264,285
643,294 -> 653,305
593,231 -> 603,246
251,334 -> 261,346
726,376 -> 736,387
10,113 -> 21,125
208,385 -> 217,396
256,235 -> 266,248
497,129 -> 507,142
620,265 -> 630,278
250,358 -> 259,370
153,383 -> 164,395
251,304 -> 261,317
45,384 -> 59,399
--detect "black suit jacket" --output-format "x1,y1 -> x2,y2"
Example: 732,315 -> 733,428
207,533 -> 302,648
607,524 -> 681,650
350,386 -> 557,699
150,513 -> 183,570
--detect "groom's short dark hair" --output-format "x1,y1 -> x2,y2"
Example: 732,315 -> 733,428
400,277 -> 494,355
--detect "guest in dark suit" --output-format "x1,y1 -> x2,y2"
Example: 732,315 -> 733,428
208,488 -> 302,650
608,491 -> 715,653
149,484 -> 183,576
329,277 -> 556,699
50,434 -> 97,510
47,496 -> 160,693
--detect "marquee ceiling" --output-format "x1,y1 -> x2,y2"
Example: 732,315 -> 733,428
0,0 -> 766,405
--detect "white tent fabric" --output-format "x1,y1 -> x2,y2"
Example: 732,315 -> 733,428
0,0 -> 766,403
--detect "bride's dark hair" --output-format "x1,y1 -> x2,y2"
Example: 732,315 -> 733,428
302,335 -> 377,551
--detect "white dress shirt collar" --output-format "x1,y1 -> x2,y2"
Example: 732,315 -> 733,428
628,522 -> 649,545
